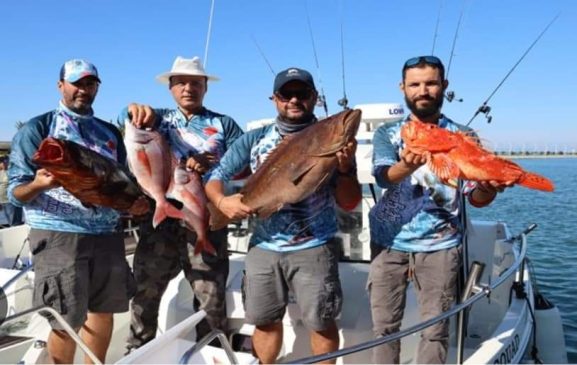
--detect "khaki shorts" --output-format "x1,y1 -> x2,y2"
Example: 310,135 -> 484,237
242,243 -> 342,331
29,229 -> 134,330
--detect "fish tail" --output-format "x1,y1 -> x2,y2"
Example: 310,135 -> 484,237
152,200 -> 185,228
194,237 -> 217,256
518,172 -> 555,192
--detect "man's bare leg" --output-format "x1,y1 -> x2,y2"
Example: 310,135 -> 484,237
81,312 -> 113,364
310,321 -> 340,364
47,329 -> 77,364
252,322 -> 283,364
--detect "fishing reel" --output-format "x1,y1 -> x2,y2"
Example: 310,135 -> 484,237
445,91 -> 463,103
338,96 -> 349,110
477,104 -> 493,124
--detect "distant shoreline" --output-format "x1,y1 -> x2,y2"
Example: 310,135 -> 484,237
499,154 -> 577,159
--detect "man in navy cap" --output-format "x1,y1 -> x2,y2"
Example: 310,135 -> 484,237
205,67 -> 362,364
7,59 -> 147,363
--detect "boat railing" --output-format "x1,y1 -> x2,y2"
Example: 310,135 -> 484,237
285,226 -> 533,364
179,329 -> 239,364
2,305 -> 102,364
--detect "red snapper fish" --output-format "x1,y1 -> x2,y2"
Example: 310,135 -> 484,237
210,108 -> 362,230
170,165 -> 216,256
124,122 -> 184,227
400,120 -> 554,192
32,137 -> 144,210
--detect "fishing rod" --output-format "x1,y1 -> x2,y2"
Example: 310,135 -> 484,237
431,0 -> 443,55
444,0 -> 469,103
305,0 -> 329,117
250,34 -> 276,76
203,0 -> 216,68
466,13 -> 560,127
337,0 -> 349,110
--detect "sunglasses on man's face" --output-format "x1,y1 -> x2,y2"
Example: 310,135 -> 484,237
275,88 -> 314,102
403,55 -> 443,69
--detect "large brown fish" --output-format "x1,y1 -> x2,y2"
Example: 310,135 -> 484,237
32,137 -> 144,210
211,108 -> 362,229
124,122 -> 184,227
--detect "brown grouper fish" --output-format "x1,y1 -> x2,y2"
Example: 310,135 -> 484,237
211,108 -> 362,229
124,122 -> 184,227
32,137 -> 144,210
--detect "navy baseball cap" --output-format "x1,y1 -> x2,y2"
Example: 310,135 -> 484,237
273,67 -> 315,93
59,59 -> 101,83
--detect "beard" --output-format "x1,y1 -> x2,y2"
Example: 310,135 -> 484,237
405,93 -> 444,120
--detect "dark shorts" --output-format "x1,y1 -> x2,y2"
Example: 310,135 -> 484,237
242,243 -> 343,331
29,229 -> 134,330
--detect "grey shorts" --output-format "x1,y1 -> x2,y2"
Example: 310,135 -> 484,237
242,243 -> 342,331
29,229 -> 134,330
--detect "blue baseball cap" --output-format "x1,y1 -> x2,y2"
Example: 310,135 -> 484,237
59,59 -> 101,83
273,67 -> 315,93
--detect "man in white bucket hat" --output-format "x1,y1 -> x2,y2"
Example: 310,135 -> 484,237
118,56 -> 244,353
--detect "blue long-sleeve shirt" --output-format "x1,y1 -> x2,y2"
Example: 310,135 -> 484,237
369,115 -> 476,252
8,102 -> 126,234
209,123 -> 339,252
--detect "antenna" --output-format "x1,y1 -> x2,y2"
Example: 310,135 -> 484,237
203,0 -> 216,68
305,0 -> 329,117
467,13 -> 560,126
431,0 -> 443,55
250,34 -> 276,76
338,0 -> 348,110
444,0 -> 468,103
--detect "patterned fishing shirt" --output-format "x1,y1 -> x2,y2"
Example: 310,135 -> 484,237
208,123 -> 340,253
8,102 -> 125,234
369,115 -> 477,252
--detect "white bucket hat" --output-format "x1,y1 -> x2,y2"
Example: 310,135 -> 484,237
156,56 -> 219,84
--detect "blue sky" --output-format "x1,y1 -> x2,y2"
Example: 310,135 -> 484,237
1,0 -> 575,151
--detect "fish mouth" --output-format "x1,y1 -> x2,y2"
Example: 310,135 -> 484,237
33,139 -> 65,164
343,109 -> 362,136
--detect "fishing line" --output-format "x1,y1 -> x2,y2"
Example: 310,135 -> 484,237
337,0 -> 349,110
203,0 -> 216,68
467,13 -> 560,127
431,0 -> 444,55
444,0 -> 469,103
250,34 -> 276,76
305,0 -> 329,117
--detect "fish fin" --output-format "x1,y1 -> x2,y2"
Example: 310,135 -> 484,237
207,202 -> 231,231
152,200 -> 185,228
194,237 -> 217,256
429,154 -> 460,182
258,202 -> 285,219
290,162 -> 317,185
518,172 -> 555,192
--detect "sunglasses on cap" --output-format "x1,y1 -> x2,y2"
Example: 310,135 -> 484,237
403,55 -> 444,69
274,88 -> 314,102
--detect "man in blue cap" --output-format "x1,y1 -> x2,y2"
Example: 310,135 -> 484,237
7,59 -> 147,363
205,67 -> 362,364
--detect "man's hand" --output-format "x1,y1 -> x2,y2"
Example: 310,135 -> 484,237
336,140 -> 357,174
186,152 -> 218,175
216,193 -> 253,220
128,103 -> 156,129
399,148 -> 429,170
33,169 -> 60,190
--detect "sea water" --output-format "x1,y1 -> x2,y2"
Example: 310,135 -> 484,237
469,157 -> 577,362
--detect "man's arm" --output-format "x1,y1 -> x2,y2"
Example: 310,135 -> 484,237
334,141 -> 361,210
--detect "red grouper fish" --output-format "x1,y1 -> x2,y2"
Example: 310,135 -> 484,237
124,122 -> 184,227
170,164 -> 216,255
32,137 -> 145,210
400,119 -> 555,192
210,108 -> 362,230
